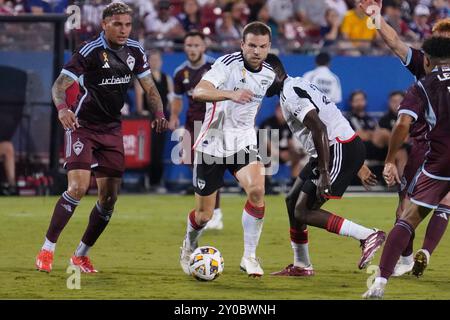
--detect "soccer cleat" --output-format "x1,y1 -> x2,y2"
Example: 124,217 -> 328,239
362,281 -> 386,299
412,249 -> 430,278
70,255 -> 98,273
358,230 -> 386,269
270,264 -> 314,277
240,256 -> 264,277
204,209 -> 224,230
180,239 -> 193,275
392,256 -> 414,277
35,249 -> 54,273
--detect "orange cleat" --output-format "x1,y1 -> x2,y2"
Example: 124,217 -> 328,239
36,249 -> 54,273
70,255 -> 98,273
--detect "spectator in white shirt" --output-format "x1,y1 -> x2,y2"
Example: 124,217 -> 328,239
303,52 -> 342,104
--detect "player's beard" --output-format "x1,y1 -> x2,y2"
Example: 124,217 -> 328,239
189,53 -> 203,66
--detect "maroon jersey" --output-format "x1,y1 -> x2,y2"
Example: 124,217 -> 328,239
401,66 -> 450,178
401,47 -> 428,157
62,32 -> 150,127
173,56 -> 215,125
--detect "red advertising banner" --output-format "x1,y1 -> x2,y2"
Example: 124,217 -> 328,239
122,118 -> 151,169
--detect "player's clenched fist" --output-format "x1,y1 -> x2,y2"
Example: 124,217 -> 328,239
58,107 -> 80,131
230,89 -> 254,104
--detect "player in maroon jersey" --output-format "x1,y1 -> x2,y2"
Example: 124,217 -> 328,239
364,36 -> 450,299
170,31 -> 224,230
360,0 -> 450,276
35,2 -> 168,273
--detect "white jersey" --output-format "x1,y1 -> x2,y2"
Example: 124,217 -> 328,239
280,76 -> 354,158
193,52 -> 276,157
303,66 -> 342,104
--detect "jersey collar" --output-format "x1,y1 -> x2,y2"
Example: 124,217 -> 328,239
100,31 -> 124,52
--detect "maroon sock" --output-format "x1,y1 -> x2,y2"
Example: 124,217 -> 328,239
81,202 -> 113,247
45,191 -> 79,243
290,227 -> 308,244
325,214 -> 344,234
394,217 -> 415,257
379,220 -> 415,279
422,205 -> 449,255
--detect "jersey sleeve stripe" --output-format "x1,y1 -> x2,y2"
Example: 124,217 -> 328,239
61,69 -> 79,81
173,61 -> 188,77
79,37 -> 102,55
401,47 -> 413,67
136,69 -> 151,79
81,43 -> 103,57
398,109 -> 418,121
127,43 -> 146,55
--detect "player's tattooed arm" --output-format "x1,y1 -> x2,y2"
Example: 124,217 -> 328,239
303,109 -> 331,200
138,74 -> 168,133
52,73 -> 79,131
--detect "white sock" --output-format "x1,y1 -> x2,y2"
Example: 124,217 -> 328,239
291,241 -> 311,268
42,237 -> 56,252
242,209 -> 264,258
374,276 -> 387,286
339,220 -> 374,240
400,253 -> 413,265
213,208 -> 223,220
75,241 -> 91,257
186,211 -> 204,250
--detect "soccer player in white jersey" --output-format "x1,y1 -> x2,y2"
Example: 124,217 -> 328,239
263,54 -> 386,276
179,22 -> 276,277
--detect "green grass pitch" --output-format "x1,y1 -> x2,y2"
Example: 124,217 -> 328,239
0,194 -> 449,300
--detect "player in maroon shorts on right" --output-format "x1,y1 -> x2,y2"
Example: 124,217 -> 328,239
360,0 -> 450,277
169,31 -> 224,230
363,36 -> 450,299
35,2 -> 167,273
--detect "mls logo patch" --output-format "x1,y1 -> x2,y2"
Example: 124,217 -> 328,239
197,179 -> 206,190
127,55 -> 135,71
73,140 -> 84,156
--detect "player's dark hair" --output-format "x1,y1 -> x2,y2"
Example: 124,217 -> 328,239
349,90 -> 367,102
389,90 -> 405,98
422,36 -> 450,60
242,22 -> 272,42
265,53 -> 286,97
184,30 -> 206,42
316,52 -> 331,66
102,2 -> 133,20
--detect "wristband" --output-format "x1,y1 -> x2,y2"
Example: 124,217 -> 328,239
56,103 -> 69,111
155,110 -> 165,119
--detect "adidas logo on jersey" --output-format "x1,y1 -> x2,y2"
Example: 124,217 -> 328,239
102,61 -> 110,69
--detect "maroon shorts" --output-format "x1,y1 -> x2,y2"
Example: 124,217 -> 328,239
399,147 -> 426,201
63,126 -> 124,178
408,170 -> 450,209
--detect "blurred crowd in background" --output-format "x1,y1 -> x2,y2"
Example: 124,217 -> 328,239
0,0 -> 449,54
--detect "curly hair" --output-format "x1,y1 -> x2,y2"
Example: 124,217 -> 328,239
102,2 -> 133,20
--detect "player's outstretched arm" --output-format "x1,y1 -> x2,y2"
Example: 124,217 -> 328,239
52,73 -> 79,131
169,97 -> 182,130
383,114 -> 412,186
138,74 -> 168,133
193,80 -> 253,104
360,0 -> 409,62
303,109 -> 331,200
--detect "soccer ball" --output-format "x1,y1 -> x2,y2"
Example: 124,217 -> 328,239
188,246 -> 224,281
